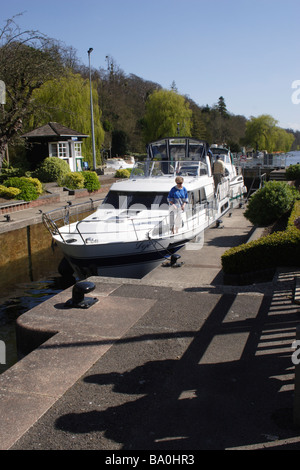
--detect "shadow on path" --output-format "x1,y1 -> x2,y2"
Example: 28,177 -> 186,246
54,288 -> 300,450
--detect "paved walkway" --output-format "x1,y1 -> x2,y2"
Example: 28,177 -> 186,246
0,199 -> 300,450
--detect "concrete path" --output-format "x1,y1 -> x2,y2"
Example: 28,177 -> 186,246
0,205 -> 300,450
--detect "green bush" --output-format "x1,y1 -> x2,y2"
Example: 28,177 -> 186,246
3,177 -> 38,201
222,231 -> 300,275
115,169 -> 130,178
244,180 -> 297,226
222,200 -> 300,275
0,167 -> 22,183
287,200 -> 300,231
60,172 -> 85,190
81,171 -> 101,191
0,185 -> 21,199
35,157 -> 70,182
26,177 -> 43,195
286,164 -> 300,181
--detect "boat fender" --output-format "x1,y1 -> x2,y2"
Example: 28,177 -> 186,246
64,281 -> 99,309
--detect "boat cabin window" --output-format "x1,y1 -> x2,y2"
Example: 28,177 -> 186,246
188,188 -> 207,207
170,144 -> 186,161
151,143 -> 167,160
194,188 -> 207,203
102,191 -> 169,210
188,142 -> 206,161
177,161 -> 207,176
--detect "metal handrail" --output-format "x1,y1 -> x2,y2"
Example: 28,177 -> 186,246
51,211 -> 169,243
42,197 -> 104,239
43,197 -> 104,222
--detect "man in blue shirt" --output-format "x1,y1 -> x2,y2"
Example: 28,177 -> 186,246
168,176 -> 188,233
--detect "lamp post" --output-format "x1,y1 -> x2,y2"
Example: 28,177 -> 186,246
88,48 -> 97,170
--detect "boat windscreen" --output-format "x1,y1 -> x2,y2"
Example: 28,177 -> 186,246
151,143 -> 168,160
189,143 -> 206,160
210,148 -> 229,155
148,139 -> 206,162
102,191 -> 169,209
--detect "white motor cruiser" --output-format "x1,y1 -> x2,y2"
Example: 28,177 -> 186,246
43,137 -> 244,279
210,144 -> 246,203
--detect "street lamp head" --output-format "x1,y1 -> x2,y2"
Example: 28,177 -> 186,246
88,48 -> 93,54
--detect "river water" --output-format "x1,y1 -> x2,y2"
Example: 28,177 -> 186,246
0,243 -> 74,374
285,151 -> 300,165
1,151 -> 300,374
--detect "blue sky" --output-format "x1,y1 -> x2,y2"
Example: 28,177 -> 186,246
2,0 -> 300,130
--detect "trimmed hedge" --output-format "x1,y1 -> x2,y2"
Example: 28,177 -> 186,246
0,185 -> 21,199
81,171 -> 100,191
35,157 -> 70,182
115,169 -> 131,178
26,177 -> 43,195
60,172 -> 85,190
286,164 -> 300,181
59,171 -> 100,191
244,180 -> 298,226
221,200 -> 300,276
3,177 -> 39,201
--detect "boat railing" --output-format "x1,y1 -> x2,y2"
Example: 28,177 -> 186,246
80,212 -> 174,242
45,203 -> 204,244
130,159 -> 208,178
148,203 -> 207,239
42,197 -> 104,241
46,210 -> 172,243
233,154 -> 287,169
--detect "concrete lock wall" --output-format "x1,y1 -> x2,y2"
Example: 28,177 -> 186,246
0,223 -> 63,293
0,223 -> 53,269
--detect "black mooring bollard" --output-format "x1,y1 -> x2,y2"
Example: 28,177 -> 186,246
64,281 -> 98,309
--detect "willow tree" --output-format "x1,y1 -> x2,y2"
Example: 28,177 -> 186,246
245,114 -> 294,152
273,127 -> 294,153
143,89 -> 192,143
27,71 -> 105,166
0,15 -> 65,170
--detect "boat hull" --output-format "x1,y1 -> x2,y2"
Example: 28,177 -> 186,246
55,227 -> 196,279
64,244 -> 183,279
54,201 -> 229,280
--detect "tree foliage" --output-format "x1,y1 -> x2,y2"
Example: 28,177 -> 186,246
217,96 -> 229,119
0,15 -> 297,174
27,70 -> 104,166
244,180 -> 297,226
143,89 -> 192,142
111,130 -> 129,157
0,15 -> 65,168
94,58 -> 160,153
244,114 -> 294,152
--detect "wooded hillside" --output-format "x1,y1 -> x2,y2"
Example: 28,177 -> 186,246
0,17 -> 298,169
